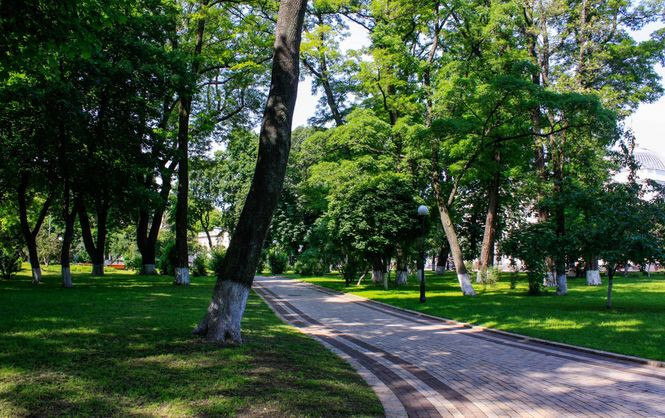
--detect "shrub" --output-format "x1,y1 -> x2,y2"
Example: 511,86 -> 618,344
208,248 -> 226,277
192,253 -> 207,277
339,254 -> 363,285
268,247 -> 288,275
126,253 -> 143,272
0,249 -> 22,280
478,266 -> 501,287
157,239 -> 177,276
295,249 -> 327,277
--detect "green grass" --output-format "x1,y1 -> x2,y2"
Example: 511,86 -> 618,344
0,266 -> 383,417
286,271 -> 665,362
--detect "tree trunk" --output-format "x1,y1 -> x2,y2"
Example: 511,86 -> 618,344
606,268 -> 614,309
586,256 -> 601,285
436,242 -> 448,274
174,2 -> 208,285
478,148 -> 500,282
395,247 -> 407,286
77,199 -> 108,277
60,194 -> 76,288
17,175 -> 52,284
194,0 -> 307,344
371,258 -> 384,284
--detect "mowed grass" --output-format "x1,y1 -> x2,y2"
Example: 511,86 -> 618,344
0,266 -> 383,417
288,271 -> 665,361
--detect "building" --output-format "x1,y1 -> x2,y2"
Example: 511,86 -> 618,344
196,227 -> 230,251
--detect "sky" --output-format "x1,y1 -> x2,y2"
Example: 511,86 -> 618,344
292,21 -> 664,156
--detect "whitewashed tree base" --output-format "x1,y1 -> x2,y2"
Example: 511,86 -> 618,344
193,280 -> 250,344
31,267 -> 42,284
457,273 -> 476,296
435,266 -> 444,275
62,267 -> 73,288
396,270 -> 408,286
141,264 -> 157,275
556,273 -> 568,295
543,272 -> 557,287
586,270 -> 601,285
476,270 -> 484,284
174,267 -> 190,285
91,264 -> 104,276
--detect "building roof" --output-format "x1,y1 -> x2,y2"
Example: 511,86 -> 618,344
635,148 -> 665,172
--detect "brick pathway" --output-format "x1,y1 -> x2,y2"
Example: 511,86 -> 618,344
253,276 -> 665,418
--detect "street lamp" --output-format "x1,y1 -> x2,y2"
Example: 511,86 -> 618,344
417,205 -> 429,303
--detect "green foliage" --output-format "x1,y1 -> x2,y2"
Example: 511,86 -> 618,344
208,248 -> 226,278
501,223 -> 556,295
192,253 -> 208,277
125,253 -> 143,272
268,247 -> 289,275
157,239 -> 177,276
294,248 -> 327,277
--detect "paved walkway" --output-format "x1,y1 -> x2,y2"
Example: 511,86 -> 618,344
254,276 -> 665,418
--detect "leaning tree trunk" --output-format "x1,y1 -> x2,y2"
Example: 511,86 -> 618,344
586,255 -> 601,285
193,0 -> 307,344
436,203 -> 476,296
17,175 -> 52,284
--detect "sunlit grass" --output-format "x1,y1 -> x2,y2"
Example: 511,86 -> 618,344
0,267 -> 382,417
287,270 -> 665,361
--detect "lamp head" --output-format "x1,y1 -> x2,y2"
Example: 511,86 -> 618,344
417,205 -> 429,217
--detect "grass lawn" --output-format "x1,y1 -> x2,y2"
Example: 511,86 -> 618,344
285,270 -> 665,362
0,265 -> 383,417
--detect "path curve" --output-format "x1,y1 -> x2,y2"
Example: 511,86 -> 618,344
254,276 -> 665,417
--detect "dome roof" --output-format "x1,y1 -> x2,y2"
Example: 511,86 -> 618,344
634,148 -> 665,172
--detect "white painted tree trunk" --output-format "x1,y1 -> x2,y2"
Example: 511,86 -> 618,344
543,271 -> 556,287
174,267 -> 190,285
457,273 -> 476,296
586,269 -> 601,286
396,270 -> 408,286
141,264 -> 157,275
31,267 -> 42,284
556,273 -> 568,295
62,267 -> 73,288
372,269 -> 383,284
91,264 -> 104,276
435,266 -> 444,275
476,270 -> 484,284
193,280 -> 250,344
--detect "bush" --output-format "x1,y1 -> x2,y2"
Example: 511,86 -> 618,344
126,253 -> 143,272
157,239 -> 177,276
0,249 -> 22,280
295,249 -> 327,277
478,266 -> 501,287
208,248 -> 226,277
268,247 -> 288,275
339,254 -> 363,285
192,252 -> 207,277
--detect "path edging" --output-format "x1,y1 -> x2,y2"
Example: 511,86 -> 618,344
276,276 -> 665,369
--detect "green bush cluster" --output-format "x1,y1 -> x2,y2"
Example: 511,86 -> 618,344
157,239 -> 177,276
295,248 -> 327,277
192,253 -> 207,277
208,248 -> 226,277
268,247 -> 288,275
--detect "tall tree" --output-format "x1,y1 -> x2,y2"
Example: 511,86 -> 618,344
193,0 -> 308,343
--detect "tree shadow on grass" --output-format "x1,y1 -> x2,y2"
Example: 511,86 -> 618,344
0,272 -> 383,417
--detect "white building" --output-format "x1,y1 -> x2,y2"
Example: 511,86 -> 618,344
196,227 -> 230,251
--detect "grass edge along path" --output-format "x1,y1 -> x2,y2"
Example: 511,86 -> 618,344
285,271 -> 665,362
0,266 -> 383,417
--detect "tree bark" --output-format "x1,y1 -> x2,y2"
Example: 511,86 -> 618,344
17,174 -> 52,284
174,1 -> 208,285
606,267 -> 614,309
436,242 -> 449,274
395,247 -> 407,286
194,0 -> 307,344
478,148 -> 500,283
77,198 -> 108,276
586,255 -> 601,285
430,146 -> 476,296
60,187 -> 76,288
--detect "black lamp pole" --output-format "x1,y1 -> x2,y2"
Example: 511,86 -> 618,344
417,205 -> 429,303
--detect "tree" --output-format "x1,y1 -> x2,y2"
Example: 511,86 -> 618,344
193,0 -> 308,343
586,182 -> 664,309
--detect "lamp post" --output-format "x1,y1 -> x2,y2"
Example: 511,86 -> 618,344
417,205 -> 429,303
